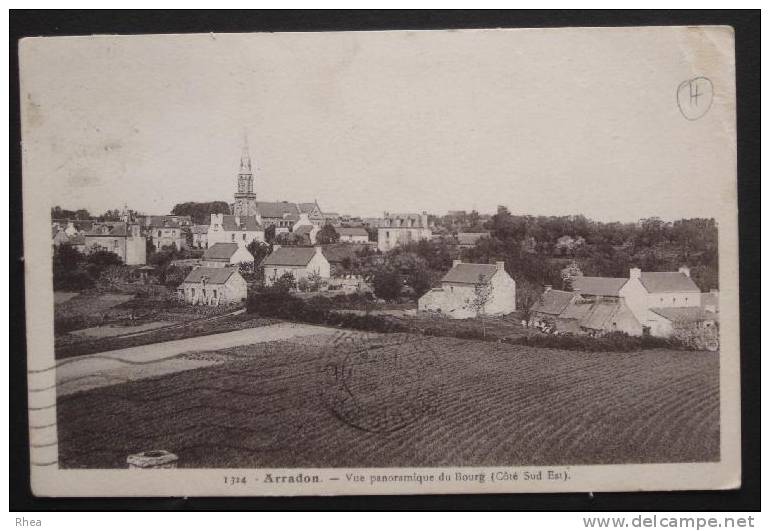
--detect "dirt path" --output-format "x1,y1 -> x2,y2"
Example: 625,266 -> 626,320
55,322 -> 339,397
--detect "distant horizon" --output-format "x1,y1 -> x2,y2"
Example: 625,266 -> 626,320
50,199 -> 717,226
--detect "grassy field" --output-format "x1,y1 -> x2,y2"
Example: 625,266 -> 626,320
57,333 -> 719,469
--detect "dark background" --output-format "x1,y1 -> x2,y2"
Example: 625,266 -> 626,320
9,10 -> 760,511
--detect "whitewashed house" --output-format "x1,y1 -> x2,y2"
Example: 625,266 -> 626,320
418,260 -> 516,319
200,242 -> 254,268
618,266 -> 702,337
207,213 -> 265,247
377,212 -> 432,252
191,224 -> 209,249
261,246 -> 331,287
180,267 -> 247,305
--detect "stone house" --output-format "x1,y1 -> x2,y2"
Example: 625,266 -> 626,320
207,213 -> 264,247
255,201 -> 300,234
260,246 -> 331,287
377,211 -> 433,252
337,227 -> 369,243
418,260 -> 516,319
179,267 -> 247,305
200,242 -> 254,268
83,222 -> 146,265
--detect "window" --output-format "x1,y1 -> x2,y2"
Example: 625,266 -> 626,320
191,288 -> 196,296
231,234 -> 235,242
213,289 -> 217,298
158,230 -> 162,238
673,297 -> 677,304
243,233 -> 247,240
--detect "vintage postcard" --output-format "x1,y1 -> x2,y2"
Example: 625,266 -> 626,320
21,26 -> 740,496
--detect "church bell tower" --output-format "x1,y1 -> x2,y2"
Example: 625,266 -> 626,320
232,135 -> 258,217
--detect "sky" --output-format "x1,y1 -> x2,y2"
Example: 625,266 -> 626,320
21,27 -> 736,222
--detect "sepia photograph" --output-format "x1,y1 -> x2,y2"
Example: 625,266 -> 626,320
20,24 -> 741,497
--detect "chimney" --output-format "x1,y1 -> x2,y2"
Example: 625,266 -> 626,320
421,211 -> 429,228
678,265 -> 691,278
453,259 -> 462,267
495,261 -> 505,272
544,285 -> 552,292
629,267 -> 642,280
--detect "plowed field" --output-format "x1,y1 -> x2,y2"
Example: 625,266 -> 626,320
57,332 -> 719,468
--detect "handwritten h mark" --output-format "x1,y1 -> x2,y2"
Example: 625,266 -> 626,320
689,80 -> 702,107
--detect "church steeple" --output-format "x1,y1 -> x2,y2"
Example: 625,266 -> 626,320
240,134 -> 252,174
232,133 -> 257,217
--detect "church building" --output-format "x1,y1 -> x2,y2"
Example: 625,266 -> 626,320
231,139 -> 258,217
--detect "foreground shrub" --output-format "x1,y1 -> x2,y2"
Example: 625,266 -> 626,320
507,331 -> 685,352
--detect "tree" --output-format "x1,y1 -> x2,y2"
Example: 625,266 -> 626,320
53,245 -> 93,291
264,224 -> 276,244
272,272 -> 297,293
306,270 -> 324,292
560,260 -> 584,291
316,223 -> 340,244
247,240 -> 272,264
372,266 -> 402,301
98,265 -> 130,288
171,201 -> 231,224
517,279 -> 543,323
468,274 -> 493,338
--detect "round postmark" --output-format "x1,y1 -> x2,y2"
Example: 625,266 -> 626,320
318,330 -> 443,433
677,77 -> 714,121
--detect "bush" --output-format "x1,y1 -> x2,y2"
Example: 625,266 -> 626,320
507,331 -> 684,352
372,267 -> 402,301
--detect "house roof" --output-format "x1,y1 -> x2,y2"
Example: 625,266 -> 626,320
572,276 -> 628,297
85,222 -> 129,237
261,246 -> 318,267
381,213 -> 428,228
559,299 -> 594,320
441,263 -> 498,284
256,201 -> 300,219
580,301 -> 622,330
202,242 -> 239,260
220,215 -> 262,231
183,267 -> 238,285
650,307 -> 716,323
531,289 -> 575,315
140,215 -> 181,229
68,234 -> 85,245
297,202 -> 320,214
640,272 -> 700,293
337,227 -> 368,237
191,224 -> 209,234
457,232 -> 490,245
